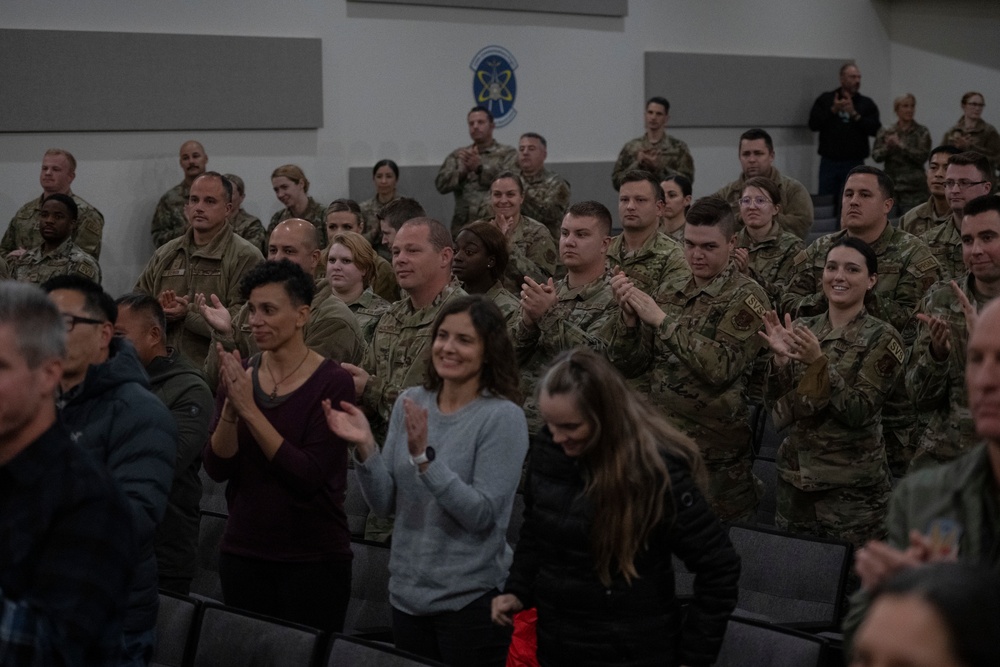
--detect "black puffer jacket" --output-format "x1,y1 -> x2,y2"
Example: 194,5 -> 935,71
505,430 -> 740,667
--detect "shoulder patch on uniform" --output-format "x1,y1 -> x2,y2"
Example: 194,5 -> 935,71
914,257 -> 939,274
791,249 -> 809,267
874,353 -> 898,378
732,309 -> 755,331
743,293 -> 767,318
77,263 -> 96,279
887,337 -> 905,364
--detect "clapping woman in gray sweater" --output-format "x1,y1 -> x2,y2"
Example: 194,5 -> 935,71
324,295 -> 528,667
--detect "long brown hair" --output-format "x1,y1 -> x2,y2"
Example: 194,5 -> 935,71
538,347 -> 704,586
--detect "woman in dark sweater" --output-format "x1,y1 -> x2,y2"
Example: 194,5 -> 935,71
492,347 -> 740,667
204,259 -> 355,632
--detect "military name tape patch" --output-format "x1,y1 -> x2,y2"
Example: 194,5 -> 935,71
887,337 -> 905,363
470,45 -> 517,128
743,293 -> 767,318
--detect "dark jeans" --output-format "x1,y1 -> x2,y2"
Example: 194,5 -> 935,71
818,156 -> 864,217
392,589 -> 511,667
219,552 -> 351,632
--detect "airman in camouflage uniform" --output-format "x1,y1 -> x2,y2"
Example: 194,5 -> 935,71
485,281 -> 520,328
359,194 -> 399,237
435,107 -> 516,233
13,237 -> 101,286
609,263 -> 770,523
782,223 -> 940,475
765,310 -> 902,547
906,275 -> 989,472
872,115 -> 932,213
204,277 -> 365,391
518,169 -> 571,241
514,273 -> 615,431
151,141 -> 209,248
3,194 -> 105,261
612,97 -> 695,189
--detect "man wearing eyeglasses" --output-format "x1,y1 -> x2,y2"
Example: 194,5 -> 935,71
918,152 -> 993,281
712,128 -> 815,239
41,274 -> 177,667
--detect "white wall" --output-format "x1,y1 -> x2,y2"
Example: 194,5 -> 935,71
0,0 -> 914,294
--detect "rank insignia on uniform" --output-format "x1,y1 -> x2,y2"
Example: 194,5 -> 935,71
732,309 -> 754,331
874,353 -> 898,378
470,45 -> 517,127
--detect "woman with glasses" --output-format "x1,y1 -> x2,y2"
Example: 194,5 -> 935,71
872,94 -> 932,213
658,174 -> 692,242
942,92 -> 1000,173
732,177 -> 803,305
760,237 -> 902,547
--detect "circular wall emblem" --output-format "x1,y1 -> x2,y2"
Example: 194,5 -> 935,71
470,46 -> 517,128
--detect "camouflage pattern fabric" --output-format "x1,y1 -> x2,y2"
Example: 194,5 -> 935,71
3,192 -> 105,259
435,140 -> 517,232
229,208 -> 266,254
13,237 -> 101,285
712,167 -> 815,239
919,217 -> 965,281
900,197 -> 951,237
612,134 -> 695,189
515,168 -> 571,241
266,197 -> 328,248
151,182 -> 190,248
872,122 -> 932,213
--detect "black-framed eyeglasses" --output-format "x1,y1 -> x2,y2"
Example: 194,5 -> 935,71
944,179 -> 988,190
62,313 -> 106,332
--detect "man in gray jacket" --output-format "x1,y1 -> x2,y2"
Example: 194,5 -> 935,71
43,275 -> 177,667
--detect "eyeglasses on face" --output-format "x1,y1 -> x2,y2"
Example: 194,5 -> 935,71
943,179 -> 988,190
739,196 -> 773,208
62,313 -> 106,332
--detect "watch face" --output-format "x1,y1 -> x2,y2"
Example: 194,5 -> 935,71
425,446 -> 436,462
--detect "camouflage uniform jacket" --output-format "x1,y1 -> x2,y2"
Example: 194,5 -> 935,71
435,140 -> 516,231
361,283 -> 468,428
606,230 -> 689,296
765,309 -> 902,492
513,273 -> 615,429
905,274 -> 991,470
267,197 -> 328,248
151,182 -> 190,248
372,254 -> 400,303
919,217 -> 964,281
3,192 -> 105,259
781,224 -> 940,343
229,208 -> 265,254
612,133 -> 695,189
13,237 -> 101,285
712,167 -> 815,239
205,278 -> 366,391
484,280 -> 520,328
736,225 -> 804,306
516,168 -> 571,240
0,255 -> 9,280
871,122 -> 932,205
900,197 -> 952,237
134,224 -> 264,368
359,194 -> 400,237
608,264 -> 769,463
608,265 -> 769,521
496,216 -> 558,294
346,286 -> 391,344
942,117 -> 1000,169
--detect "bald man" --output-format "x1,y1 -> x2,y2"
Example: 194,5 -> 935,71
151,140 -> 208,247
200,218 -> 365,390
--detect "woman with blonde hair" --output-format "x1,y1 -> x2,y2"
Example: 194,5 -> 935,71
492,347 -> 739,667
326,231 -> 390,341
872,93 -> 931,212
267,164 -> 327,246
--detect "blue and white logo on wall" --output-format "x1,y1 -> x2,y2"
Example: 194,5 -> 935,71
470,46 -> 517,128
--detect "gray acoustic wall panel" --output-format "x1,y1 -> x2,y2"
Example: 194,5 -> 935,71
347,0 -> 626,17
645,52 -> 845,128
0,29 -> 323,133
